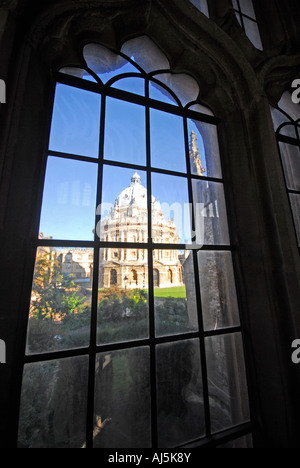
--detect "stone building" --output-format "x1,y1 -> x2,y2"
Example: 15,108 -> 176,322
99,171 -> 183,289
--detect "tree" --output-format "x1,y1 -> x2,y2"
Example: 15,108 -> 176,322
30,251 -> 85,323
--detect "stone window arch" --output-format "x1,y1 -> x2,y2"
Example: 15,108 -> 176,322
16,32 -> 251,450
4,0 -> 300,450
271,90 -> 300,247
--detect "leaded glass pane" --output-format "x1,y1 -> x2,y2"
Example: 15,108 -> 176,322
97,248 -> 149,345
111,77 -> 145,96
18,356 -> 89,448
150,108 -> 186,173
83,43 -> 139,83
59,67 -> 97,82
26,247 -> 93,355
154,250 -> 199,337
39,156 -> 97,241
156,339 -> 205,447
154,72 -> 199,107
290,193 -> 300,246
121,35 -> 170,73
104,97 -> 146,166
49,83 -> 101,158
206,333 -> 250,433
94,347 -> 151,448
192,180 -> 230,246
279,142 -> 300,191
151,172 -> 192,244
198,251 -> 240,331
188,119 -> 222,179
98,165 -> 148,243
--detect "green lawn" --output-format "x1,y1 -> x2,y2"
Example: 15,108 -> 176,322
153,286 -> 187,298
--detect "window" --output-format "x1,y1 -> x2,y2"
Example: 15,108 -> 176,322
110,269 -> 117,286
232,0 -> 263,50
271,91 -> 300,248
17,36 -> 251,448
188,0 -> 209,17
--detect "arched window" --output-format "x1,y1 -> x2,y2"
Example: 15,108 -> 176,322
232,0 -> 263,50
131,269 -> 138,284
18,36 -> 251,449
153,269 -> 160,288
271,91 -> 300,248
110,269 -> 117,286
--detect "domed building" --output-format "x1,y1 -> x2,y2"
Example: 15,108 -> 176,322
99,172 -> 183,290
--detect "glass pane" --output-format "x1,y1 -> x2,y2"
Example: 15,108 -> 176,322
198,251 -> 240,331
235,12 -> 243,26
39,156 -> 97,241
59,67 -> 97,82
49,83 -> 101,158
151,173 -> 192,244
189,0 -> 209,17
98,165 -> 148,243
205,333 -> 250,433
239,0 -> 256,18
104,97 -> 146,166
188,119 -> 222,179
149,81 -> 178,106
188,103 -> 214,117
243,17 -> 263,50
98,248 -> 149,345
278,123 -> 298,139
279,142 -> 300,191
121,35 -> 170,73
270,107 -> 297,138
154,72 -> 199,106
111,77 -> 145,96
83,43 -> 139,83
26,247 -> 93,355
18,356 -> 89,448
156,339 -> 205,447
94,347 -> 151,448
290,193 -> 300,246
232,0 -> 239,10
192,180 -> 230,246
154,250 -> 198,337
278,91 -> 300,121
218,434 -> 253,448
150,108 -> 186,173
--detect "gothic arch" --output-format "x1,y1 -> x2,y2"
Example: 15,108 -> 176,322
0,0 -> 300,449
23,0 -> 263,115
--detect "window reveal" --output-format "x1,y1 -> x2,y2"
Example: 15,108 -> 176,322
271,91 -> 300,248
17,36 -> 251,449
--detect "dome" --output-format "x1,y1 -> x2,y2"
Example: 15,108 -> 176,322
116,172 -> 160,211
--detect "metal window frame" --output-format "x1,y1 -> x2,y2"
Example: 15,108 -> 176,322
16,62 -> 253,449
233,0 -> 260,37
275,121 -> 300,251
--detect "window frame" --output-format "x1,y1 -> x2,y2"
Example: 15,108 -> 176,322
17,43 -> 253,449
272,97 -> 300,250
232,0 -> 263,50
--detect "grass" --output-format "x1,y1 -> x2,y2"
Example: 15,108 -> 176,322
153,286 -> 187,299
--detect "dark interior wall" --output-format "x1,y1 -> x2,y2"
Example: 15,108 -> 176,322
0,0 -> 299,448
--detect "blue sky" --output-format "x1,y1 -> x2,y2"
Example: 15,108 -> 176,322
39,83 -> 204,241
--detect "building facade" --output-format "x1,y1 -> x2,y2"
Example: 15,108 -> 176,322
99,171 -> 183,290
